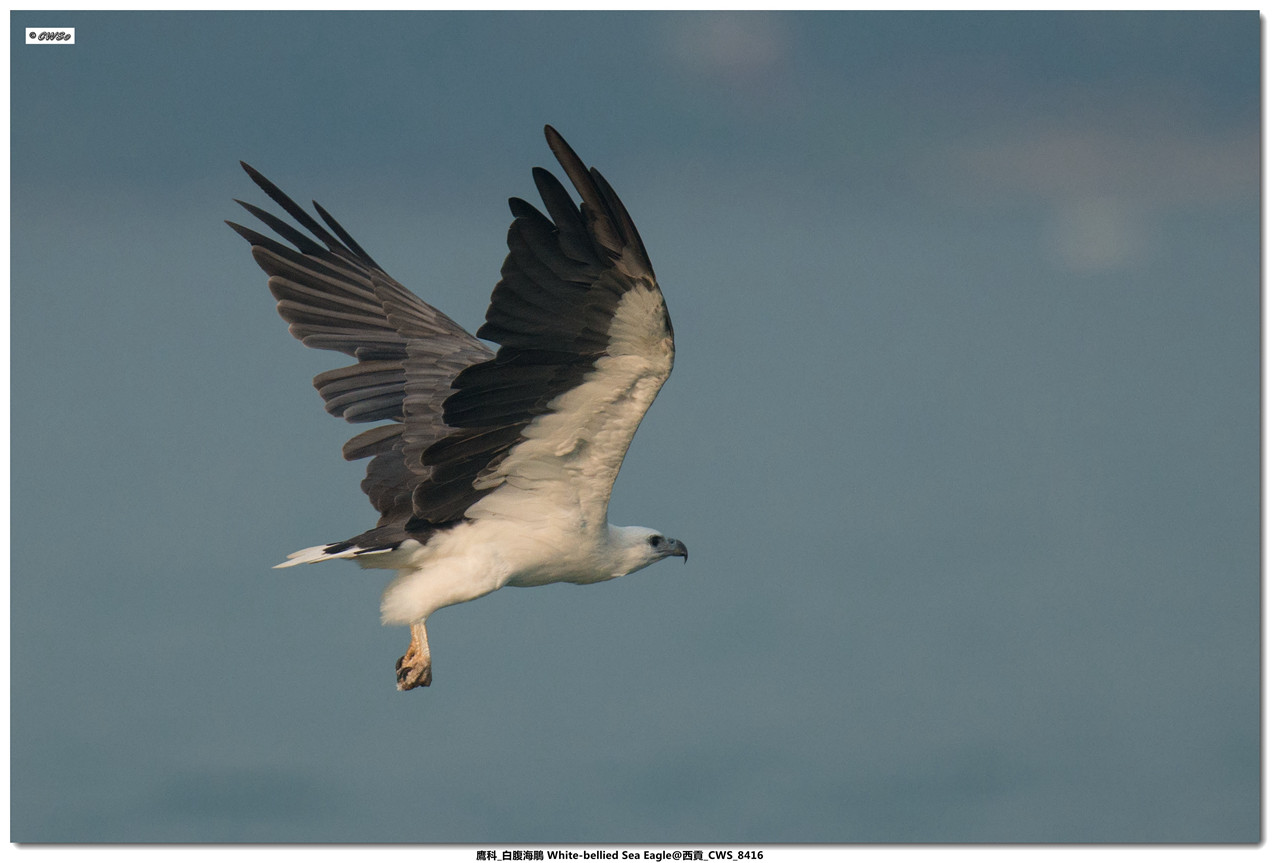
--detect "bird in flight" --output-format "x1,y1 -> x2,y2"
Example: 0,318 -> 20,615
229,126 -> 686,690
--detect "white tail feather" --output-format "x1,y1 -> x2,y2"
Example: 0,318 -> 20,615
273,545 -> 338,568
274,543 -> 403,569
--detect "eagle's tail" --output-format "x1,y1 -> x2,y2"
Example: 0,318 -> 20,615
273,541 -> 400,569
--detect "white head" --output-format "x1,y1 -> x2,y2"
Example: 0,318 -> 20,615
607,524 -> 689,577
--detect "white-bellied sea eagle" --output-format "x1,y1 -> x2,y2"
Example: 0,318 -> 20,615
228,126 -> 686,690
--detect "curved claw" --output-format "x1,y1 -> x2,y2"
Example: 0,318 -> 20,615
395,620 -> 432,690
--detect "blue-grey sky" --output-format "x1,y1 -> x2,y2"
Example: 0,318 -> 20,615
10,11 -> 1259,843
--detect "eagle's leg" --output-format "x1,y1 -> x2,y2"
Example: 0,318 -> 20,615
395,619 -> 432,690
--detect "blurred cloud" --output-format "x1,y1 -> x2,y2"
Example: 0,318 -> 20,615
918,113 -> 1255,273
1044,194 -> 1152,274
943,123 -> 1257,208
660,12 -> 793,92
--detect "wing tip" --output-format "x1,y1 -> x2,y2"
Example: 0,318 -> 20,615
240,160 -> 269,188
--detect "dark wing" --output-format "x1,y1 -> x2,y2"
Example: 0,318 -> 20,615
408,126 -> 674,532
227,164 -> 492,546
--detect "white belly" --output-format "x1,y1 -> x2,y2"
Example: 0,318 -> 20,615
377,518 -> 615,625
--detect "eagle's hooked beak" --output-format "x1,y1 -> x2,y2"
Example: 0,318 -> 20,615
672,539 -> 688,563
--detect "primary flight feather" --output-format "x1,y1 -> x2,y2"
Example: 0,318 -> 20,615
229,126 -> 686,690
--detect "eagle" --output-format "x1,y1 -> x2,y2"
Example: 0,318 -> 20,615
228,126 -> 687,690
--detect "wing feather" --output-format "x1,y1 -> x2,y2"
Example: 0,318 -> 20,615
229,166 -> 492,543
415,126 -> 674,532
234,127 -> 673,545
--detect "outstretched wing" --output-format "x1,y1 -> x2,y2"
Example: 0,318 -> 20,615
227,165 -> 492,544
410,126 -> 675,533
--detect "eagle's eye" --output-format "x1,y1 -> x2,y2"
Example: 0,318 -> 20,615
649,535 -> 662,548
